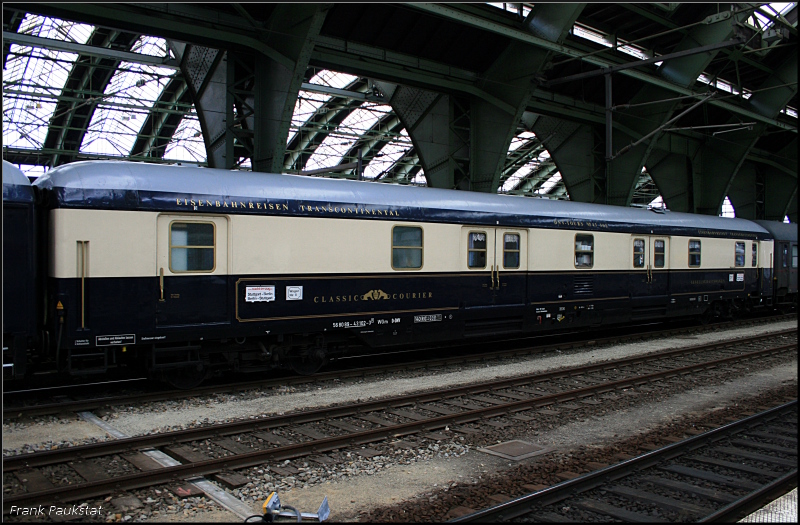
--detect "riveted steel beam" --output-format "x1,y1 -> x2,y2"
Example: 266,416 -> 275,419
3,31 -> 180,69
310,37 -> 515,115
409,3 -> 795,132
543,38 -> 745,87
12,2 -> 296,70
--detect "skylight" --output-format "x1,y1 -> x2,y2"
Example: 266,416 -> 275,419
287,70 -> 359,147
2,15 -> 93,151
80,36 -> 177,157
304,102 -> 394,171
362,128 -> 415,180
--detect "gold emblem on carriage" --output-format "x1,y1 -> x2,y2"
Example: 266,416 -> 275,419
361,289 -> 390,300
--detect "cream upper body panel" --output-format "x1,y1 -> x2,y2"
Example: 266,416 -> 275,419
49,207 -> 775,279
231,215 -> 462,275
49,209 -> 157,278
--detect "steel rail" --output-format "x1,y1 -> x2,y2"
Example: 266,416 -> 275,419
3,332 -> 794,471
2,342 -> 794,512
449,400 -> 798,522
4,317 -> 794,420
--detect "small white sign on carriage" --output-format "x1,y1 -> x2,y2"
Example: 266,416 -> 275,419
245,285 -> 276,302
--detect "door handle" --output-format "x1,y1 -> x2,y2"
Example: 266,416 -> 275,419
495,264 -> 500,289
159,267 -> 165,302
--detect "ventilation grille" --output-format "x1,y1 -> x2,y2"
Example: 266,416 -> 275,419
573,276 -> 594,296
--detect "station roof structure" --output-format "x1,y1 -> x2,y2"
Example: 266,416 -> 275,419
3,3 -> 797,221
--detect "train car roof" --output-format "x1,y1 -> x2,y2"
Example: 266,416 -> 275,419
752,220 -> 797,242
2,160 -> 35,204
35,160 -> 771,239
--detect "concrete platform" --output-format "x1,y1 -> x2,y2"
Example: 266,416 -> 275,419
739,488 -> 797,523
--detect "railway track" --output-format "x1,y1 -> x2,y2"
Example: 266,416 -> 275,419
450,400 -> 798,523
3,314 -> 794,420
2,329 -> 795,514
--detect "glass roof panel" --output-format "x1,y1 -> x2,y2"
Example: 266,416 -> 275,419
304,102 -> 392,171
536,173 -> 562,196
162,114 -> 205,163
362,128 -> 415,179
2,15 -> 93,152
80,35 -> 177,157
287,70 -> 358,146
508,131 -> 537,152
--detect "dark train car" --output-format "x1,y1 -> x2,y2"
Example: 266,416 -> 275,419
2,160 -> 38,378
31,160 -> 775,386
754,220 -> 798,309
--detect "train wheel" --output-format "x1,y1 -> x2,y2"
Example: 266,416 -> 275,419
164,364 -> 208,389
288,347 -> 328,375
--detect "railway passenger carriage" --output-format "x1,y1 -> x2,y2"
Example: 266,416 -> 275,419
3,160 -> 795,386
3,162 -> 38,377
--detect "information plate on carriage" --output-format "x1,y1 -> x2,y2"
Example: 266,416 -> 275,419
414,314 -> 442,323
245,285 -> 276,302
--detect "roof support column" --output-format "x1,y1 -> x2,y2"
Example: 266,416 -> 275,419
703,50 -> 798,216
375,82 -> 465,189
183,4 -> 328,170
608,11 -> 745,208
470,3 -> 585,193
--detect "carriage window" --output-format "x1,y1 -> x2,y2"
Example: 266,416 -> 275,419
689,240 -> 701,267
503,233 -> 520,269
633,239 -> 645,268
752,242 -> 758,267
575,234 -> 594,268
735,242 -> 745,267
654,239 -> 665,268
468,231 -> 487,269
793,245 -> 798,269
782,245 -> 788,268
170,222 -> 215,272
392,226 -> 423,269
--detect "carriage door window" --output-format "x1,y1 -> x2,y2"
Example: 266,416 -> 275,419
793,245 -> 798,268
392,226 -> 423,269
170,222 -> 215,272
468,231 -> 487,268
688,240 -> 701,267
503,233 -> 520,269
575,234 -> 594,268
633,239 -> 645,268
752,242 -> 758,267
734,242 -> 745,267
782,244 -> 788,267
653,240 -> 665,268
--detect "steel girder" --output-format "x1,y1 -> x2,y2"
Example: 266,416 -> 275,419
696,49 -> 797,217
468,4 -> 586,193
608,9 -> 745,209
179,4 -> 328,170
372,3 -> 583,192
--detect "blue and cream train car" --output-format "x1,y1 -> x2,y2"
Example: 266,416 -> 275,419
754,220 -> 798,309
3,161 -> 39,378
17,160 -> 783,385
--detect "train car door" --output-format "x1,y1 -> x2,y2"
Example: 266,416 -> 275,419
156,215 -> 229,327
463,228 -> 527,307
495,229 -> 528,306
630,236 -> 669,311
